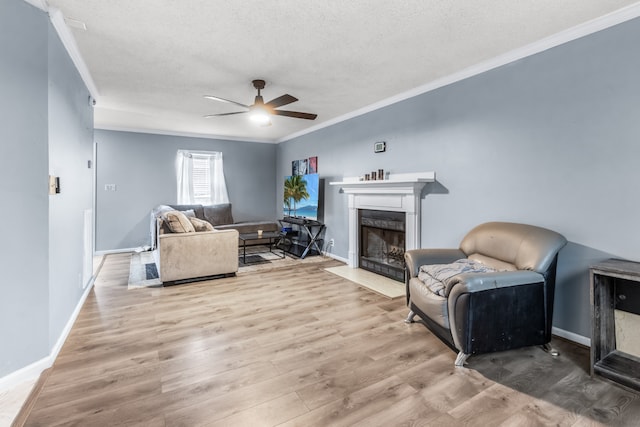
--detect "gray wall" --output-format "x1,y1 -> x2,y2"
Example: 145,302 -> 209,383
0,0 -> 94,378
277,18 -> 640,339
94,130 -> 278,251
47,23 -> 94,346
0,0 -> 50,377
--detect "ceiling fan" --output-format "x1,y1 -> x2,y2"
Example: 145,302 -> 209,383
204,79 -> 317,126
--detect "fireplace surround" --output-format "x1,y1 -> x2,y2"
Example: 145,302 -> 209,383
330,172 -> 435,275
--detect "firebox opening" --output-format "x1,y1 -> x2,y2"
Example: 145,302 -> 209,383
359,209 -> 406,282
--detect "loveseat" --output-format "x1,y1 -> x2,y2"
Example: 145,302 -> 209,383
404,221 -> 567,367
150,203 -> 279,284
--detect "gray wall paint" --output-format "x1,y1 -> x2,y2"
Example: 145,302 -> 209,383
47,24 -> 94,347
278,18 -> 640,339
0,0 -> 93,378
94,130 -> 277,251
0,0 -> 50,377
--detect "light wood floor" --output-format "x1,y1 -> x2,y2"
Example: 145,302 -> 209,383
19,253 -> 640,426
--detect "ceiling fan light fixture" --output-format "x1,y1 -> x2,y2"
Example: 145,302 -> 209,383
249,106 -> 271,126
204,79 -> 316,125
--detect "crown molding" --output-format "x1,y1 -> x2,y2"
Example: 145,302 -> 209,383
278,3 -> 640,144
48,7 -> 100,100
22,0 -> 48,11
94,124 -> 277,144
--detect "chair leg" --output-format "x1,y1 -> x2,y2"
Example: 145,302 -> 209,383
542,343 -> 560,357
404,310 -> 416,324
455,352 -> 470,367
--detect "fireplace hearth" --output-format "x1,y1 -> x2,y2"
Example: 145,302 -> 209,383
359,209 -> 405,281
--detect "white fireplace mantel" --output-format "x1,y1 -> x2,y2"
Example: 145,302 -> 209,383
330,172 -> 436,268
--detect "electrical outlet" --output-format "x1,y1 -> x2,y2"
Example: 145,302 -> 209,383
105,184 -> 117,191
329,238 -> 335,247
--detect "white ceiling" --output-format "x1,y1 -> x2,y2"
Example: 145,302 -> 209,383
38,0 -> 640,143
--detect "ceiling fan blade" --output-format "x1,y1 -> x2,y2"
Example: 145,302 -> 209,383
203,111 -> 248,118
273,110 -> 318,120
203,95 -> 250,109
265,94 -> 298,109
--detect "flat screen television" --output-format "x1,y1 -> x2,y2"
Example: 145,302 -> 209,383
283,173 -> 319,220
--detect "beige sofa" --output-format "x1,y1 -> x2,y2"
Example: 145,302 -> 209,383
150,203 -> 278,284
156,228 -> 239,283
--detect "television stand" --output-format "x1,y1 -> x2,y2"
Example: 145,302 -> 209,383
279,217 -> 325,259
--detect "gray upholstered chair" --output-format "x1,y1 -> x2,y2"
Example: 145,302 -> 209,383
404,221 -> 567,367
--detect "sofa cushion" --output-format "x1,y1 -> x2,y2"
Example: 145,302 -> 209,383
203,203 -> 234,226
189,217 -> 214,232
467,254 -> 517,272
408,277 -> 450,330
169,204 -> 205,220
163,210 -> 195,233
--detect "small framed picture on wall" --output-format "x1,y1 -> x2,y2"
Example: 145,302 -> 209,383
292,156 -> 318,175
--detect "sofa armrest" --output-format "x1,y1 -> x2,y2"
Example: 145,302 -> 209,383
446,270 -> 547,353
445,270 -> 544,297
404,249 -> 466,306
404,249 -> 466,279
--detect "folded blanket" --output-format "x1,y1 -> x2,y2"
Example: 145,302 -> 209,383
418,259 -> 497,297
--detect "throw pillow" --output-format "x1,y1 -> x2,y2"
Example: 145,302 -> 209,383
182,209 -> 196,218
162,210 -> 195,233
189,217 -> 214,232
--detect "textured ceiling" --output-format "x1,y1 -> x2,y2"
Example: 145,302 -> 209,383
42,0 -> 640,142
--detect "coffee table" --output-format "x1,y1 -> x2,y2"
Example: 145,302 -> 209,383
238,231 -> 285,264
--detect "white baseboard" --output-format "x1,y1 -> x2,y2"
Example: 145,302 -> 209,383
552,326 -> 591,347
94,247 -> 137,256
0,357 -> 51,393
50,277 -> 95,362
323,251 -> 348,264
0,272 -> 97,392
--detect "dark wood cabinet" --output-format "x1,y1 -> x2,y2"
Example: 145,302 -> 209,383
590,259 -> 640,393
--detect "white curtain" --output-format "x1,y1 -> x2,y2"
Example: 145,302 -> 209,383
208,153 -> 230,204
176,150 -> 193,204
176,150 -> 229,205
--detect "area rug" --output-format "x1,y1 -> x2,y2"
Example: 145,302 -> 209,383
128,251 -> 162,289
128,247 -> 329,288
236,247 -> 327,273
324,265 -> 405,299
239,254 -> 271,266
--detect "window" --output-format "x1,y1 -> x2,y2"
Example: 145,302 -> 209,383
191,156 -> 211,204
176,150 -> 229,205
